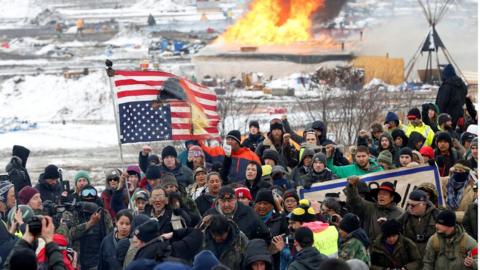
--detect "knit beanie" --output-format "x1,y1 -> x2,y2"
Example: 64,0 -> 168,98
437,113 -> 452,126
436,131 -> 452,145
399,147 -> 413,158
194,167 -> 207,178
370,122 -> 383,133
384,112 -> 399,124
262,149 -> 279,164
339,213 -> 360,234
154,262 -> 192,270
255,189 -> 275,206
377,150 -> 393,167
134,219 -> 160,243
283,189 -> 299,202
18,186 -> 39,205
192,250 -> 220,270
0,181 -> 13,203
160,173 -> 178,189
419,146 -> 435,160
471,137 -> 478,149
381,219 -> 402,237
127,165 -> 142,179
226,130 -> 242,145
312,152 -> 327,166
407,108 -> 421,120
162,145 -> 177,159
249,120 -> 260,129
43,164 -> 60,179
235,187 -> 252,201
189,145 -> 205,158
74,170 -> 91,185
436,209 -> 456,227
270,120 -> 284,132
146,165 -> 162,180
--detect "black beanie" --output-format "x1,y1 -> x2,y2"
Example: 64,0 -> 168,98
437,210 -> 456,227
339,213 -> 360,234
44,164 -> 60,179
283,189 -> 299,202
436,131 -> 452,145
407,108 -> 421,119
255,189 -> 275,206
249,120 -> 260,129
227,130 -> 242,145
10,248 -> 37,270
134,219 -> 160,243
399,147 -> 413,158
146,165 -> 162,180
437,113 -> 452,126
162,146 -> 177,159
381,219 -> 402,237
270,121 -> 284,132
295,227 -> 314,247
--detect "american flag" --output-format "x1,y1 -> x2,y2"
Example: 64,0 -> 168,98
113,70 -> 219,143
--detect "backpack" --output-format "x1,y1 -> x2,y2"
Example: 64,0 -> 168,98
431,232 -> 468,257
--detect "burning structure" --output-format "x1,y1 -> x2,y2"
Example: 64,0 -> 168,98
193,0 -> 355,78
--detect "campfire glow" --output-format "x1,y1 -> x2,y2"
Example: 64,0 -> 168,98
217,0 -> 332,46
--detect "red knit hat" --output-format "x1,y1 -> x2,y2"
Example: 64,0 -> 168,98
419,146 -> 434,160
235,187 -> 252,201
18,186 -> 39,205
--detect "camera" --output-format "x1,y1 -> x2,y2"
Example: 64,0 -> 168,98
28,215 -> 43,236
282,234 -> 294,249
331,215 -> 339,223
415,234 -> 427,242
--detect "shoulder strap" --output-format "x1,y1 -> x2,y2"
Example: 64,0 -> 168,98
459,233 -> 468,256
432,234 -> 440,254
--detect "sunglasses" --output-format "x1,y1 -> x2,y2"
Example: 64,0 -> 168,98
108,177 -> 119,182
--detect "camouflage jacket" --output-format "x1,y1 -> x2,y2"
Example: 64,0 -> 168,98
339,233 -> 371,266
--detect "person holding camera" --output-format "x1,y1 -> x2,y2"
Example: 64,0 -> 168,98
370,219 -> 421,270
3,215 -> 67,270
288,227 -> 328,270
396,190 -> 440,258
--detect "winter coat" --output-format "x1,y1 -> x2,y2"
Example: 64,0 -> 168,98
345,183 -> 404,241
2,238 -> 67,270
291,148 -> 314,186
143,205 -> 190,234
422,103 -> 440,134
406,122 -> 435,147
408,131 -> 426,151
203,219 -> 249,270
98,231 -> 122,270
256,135 -> 298,168
0,220 -> 17,269
435,66 -> 468,128
301,169 -> 337,189
397,203 -> 440,257
243,239 -> 273,270
423,225 -> 477,270
264,212 -> 289,237
288,246 -> 328,270
338,228 -> 371,266
101,189 -> 116,220
376,132 -> 400,164
435,148 -> 459,177
222,147 -> 262,184
195,193 -> 216,216
35,174 -> 64,204
242,133 -> 266,152
5,145 -> 31,196
134,228 -> 203,264
326,157 -> 383,179
462,201 -> 477,239
160,163 -> 193,188
204,202 -> 271,241
370,234 -> 421,270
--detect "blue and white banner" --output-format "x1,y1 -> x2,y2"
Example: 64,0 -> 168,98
298,164 -> 443,208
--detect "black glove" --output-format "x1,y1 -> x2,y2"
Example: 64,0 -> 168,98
428,159 -> 436,167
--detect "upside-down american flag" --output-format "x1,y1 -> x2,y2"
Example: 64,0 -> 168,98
112,70 -> 220,143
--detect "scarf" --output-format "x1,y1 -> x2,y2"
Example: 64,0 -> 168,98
261,209 -> 274,223
446,172 -> 470,210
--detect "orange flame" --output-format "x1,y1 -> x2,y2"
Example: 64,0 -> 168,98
217,0 -> 326,45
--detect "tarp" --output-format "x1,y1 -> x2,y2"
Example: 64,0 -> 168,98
298,164 -> 443,208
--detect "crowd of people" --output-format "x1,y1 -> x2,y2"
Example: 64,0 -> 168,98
0,65 -> 478,270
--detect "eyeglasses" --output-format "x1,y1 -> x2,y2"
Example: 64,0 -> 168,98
81,188 -> 97,197
108,177 -> 119,182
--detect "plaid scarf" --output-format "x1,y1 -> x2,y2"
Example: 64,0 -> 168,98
446,172 -> 469,210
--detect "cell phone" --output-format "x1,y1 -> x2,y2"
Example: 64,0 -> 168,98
62,180 -> 70,192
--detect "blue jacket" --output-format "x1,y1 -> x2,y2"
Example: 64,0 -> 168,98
98,232 -> 122,270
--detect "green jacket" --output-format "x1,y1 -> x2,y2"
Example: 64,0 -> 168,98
423,225 -> 478,270
327,157 -> 383,179
370,234 -> 422,270
338,234 -> 371,266
345,183 -> 404,241
397,203 -> 440,257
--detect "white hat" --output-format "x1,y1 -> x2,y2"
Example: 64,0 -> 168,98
466,124 -> 478,136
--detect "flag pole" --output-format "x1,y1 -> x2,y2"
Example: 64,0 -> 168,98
105,59 -> 132,209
